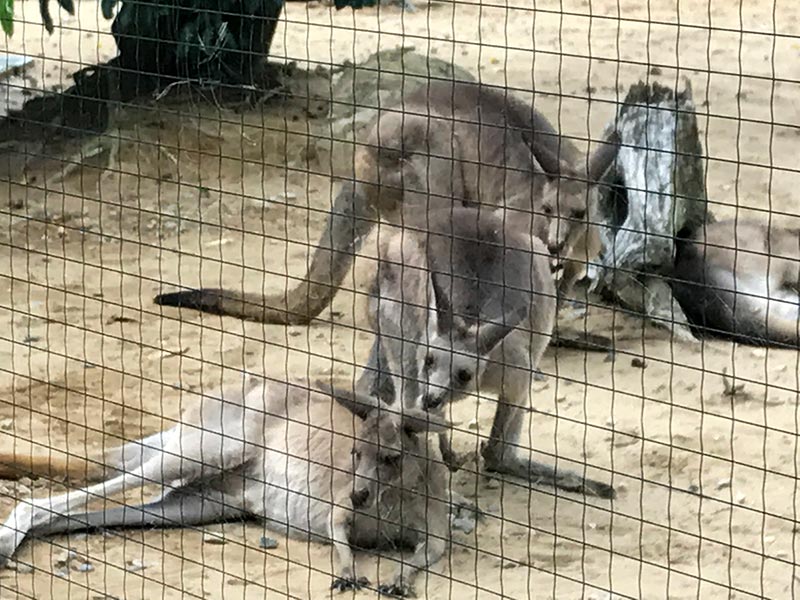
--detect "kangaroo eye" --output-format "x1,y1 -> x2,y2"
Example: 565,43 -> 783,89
380,454 -> 402,467
424,354 -> 435,370
572,209 -> 586,220
456,369 -> 473,385
542,206 -> 553,216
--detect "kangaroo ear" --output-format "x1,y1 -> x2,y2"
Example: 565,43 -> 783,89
476,304 -> 528,355
530,142 -> 567,180
401,408 -> 451,434
429,271 -> 453,335
315,381 -> 378,421
587,131 -> 621,184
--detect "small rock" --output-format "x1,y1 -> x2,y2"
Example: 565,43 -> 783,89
54,549 -> 80,569
483,477 -> 500,490
205,238 -> 232,248
649,65 -> 663,75
735,492 -> 747,505
631,357 -> 647,369
6,560 -> 33,573
259,536 -> 279,550
203,532 -> 226,545
125,559 -> 146,572
467,419 -> 479,431
533,371 -> 547,382
450,515 -> 475,535
75,562 -> 94,573
556,396 -> 568,404
687,484 -> 700,495
716,479 -> 731,490
501,560 -> 519,569
0,418 -> 13,431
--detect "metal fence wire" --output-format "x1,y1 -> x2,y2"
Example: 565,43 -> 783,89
0,0 -> 798,598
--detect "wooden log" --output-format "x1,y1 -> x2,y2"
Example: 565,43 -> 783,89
589,80 -> 710,341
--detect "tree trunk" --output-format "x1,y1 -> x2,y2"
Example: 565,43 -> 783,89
590,80 -> 710,340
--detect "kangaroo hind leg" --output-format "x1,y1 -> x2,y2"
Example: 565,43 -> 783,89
481,399 -> 615,499
31,479 -> 247,537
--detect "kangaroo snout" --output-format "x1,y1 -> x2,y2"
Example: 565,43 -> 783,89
547,241 -> 564,256
350,488 -> 370,509
421,394 -> 444,410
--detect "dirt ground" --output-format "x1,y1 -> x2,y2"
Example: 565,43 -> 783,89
1,0 -> 799,598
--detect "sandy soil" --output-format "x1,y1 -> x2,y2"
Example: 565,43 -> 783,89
1,0 -> 799,598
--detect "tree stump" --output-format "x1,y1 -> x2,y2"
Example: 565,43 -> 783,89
589,80 -> 710,341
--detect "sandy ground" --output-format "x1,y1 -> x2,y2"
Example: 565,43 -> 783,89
0,0 -> 799,598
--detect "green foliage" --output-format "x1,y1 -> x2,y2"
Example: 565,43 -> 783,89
111,0 -> 282,83
1,0 -> 13,36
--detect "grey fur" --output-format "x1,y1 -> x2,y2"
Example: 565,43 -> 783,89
672,219 -> 800,347
0,377 -> 455,596
359,207 -> 615,499
154,81 -> 619,325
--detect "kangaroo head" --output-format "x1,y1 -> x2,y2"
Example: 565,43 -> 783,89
323,381 -> 448,510
539,133 -> 620,260
416,272 -> 528,411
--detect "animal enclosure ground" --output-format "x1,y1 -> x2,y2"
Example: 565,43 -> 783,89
1,0 -> 799,598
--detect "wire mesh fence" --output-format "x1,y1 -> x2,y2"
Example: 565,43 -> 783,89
0,0 -> 798,598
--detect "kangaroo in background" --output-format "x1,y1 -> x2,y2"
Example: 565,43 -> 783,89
671,218 -> 800,347
358,206 -> 615,499
154,80 -> 620,327
0,376 -> 458,597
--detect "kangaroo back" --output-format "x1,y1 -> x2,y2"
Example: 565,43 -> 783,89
154,82 -> 581,327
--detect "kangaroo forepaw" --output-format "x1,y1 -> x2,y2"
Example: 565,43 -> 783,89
449,493 -> 485,521
378,582 -> 416,598
441,449 -> 468,473
331,576 -> 370,592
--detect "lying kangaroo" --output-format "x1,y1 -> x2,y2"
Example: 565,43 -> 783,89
671,218 -> 800,347
359,206 -> 615,499
154,80 -> 620,326
0,376 -> 455,597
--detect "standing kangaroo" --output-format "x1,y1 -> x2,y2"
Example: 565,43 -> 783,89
0,376 -> 456,597
154,81 -> 619,325
671,218 -> 800,347
360,206 -> 615,499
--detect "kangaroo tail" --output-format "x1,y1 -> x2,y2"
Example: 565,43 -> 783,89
155,181 -> 377,325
